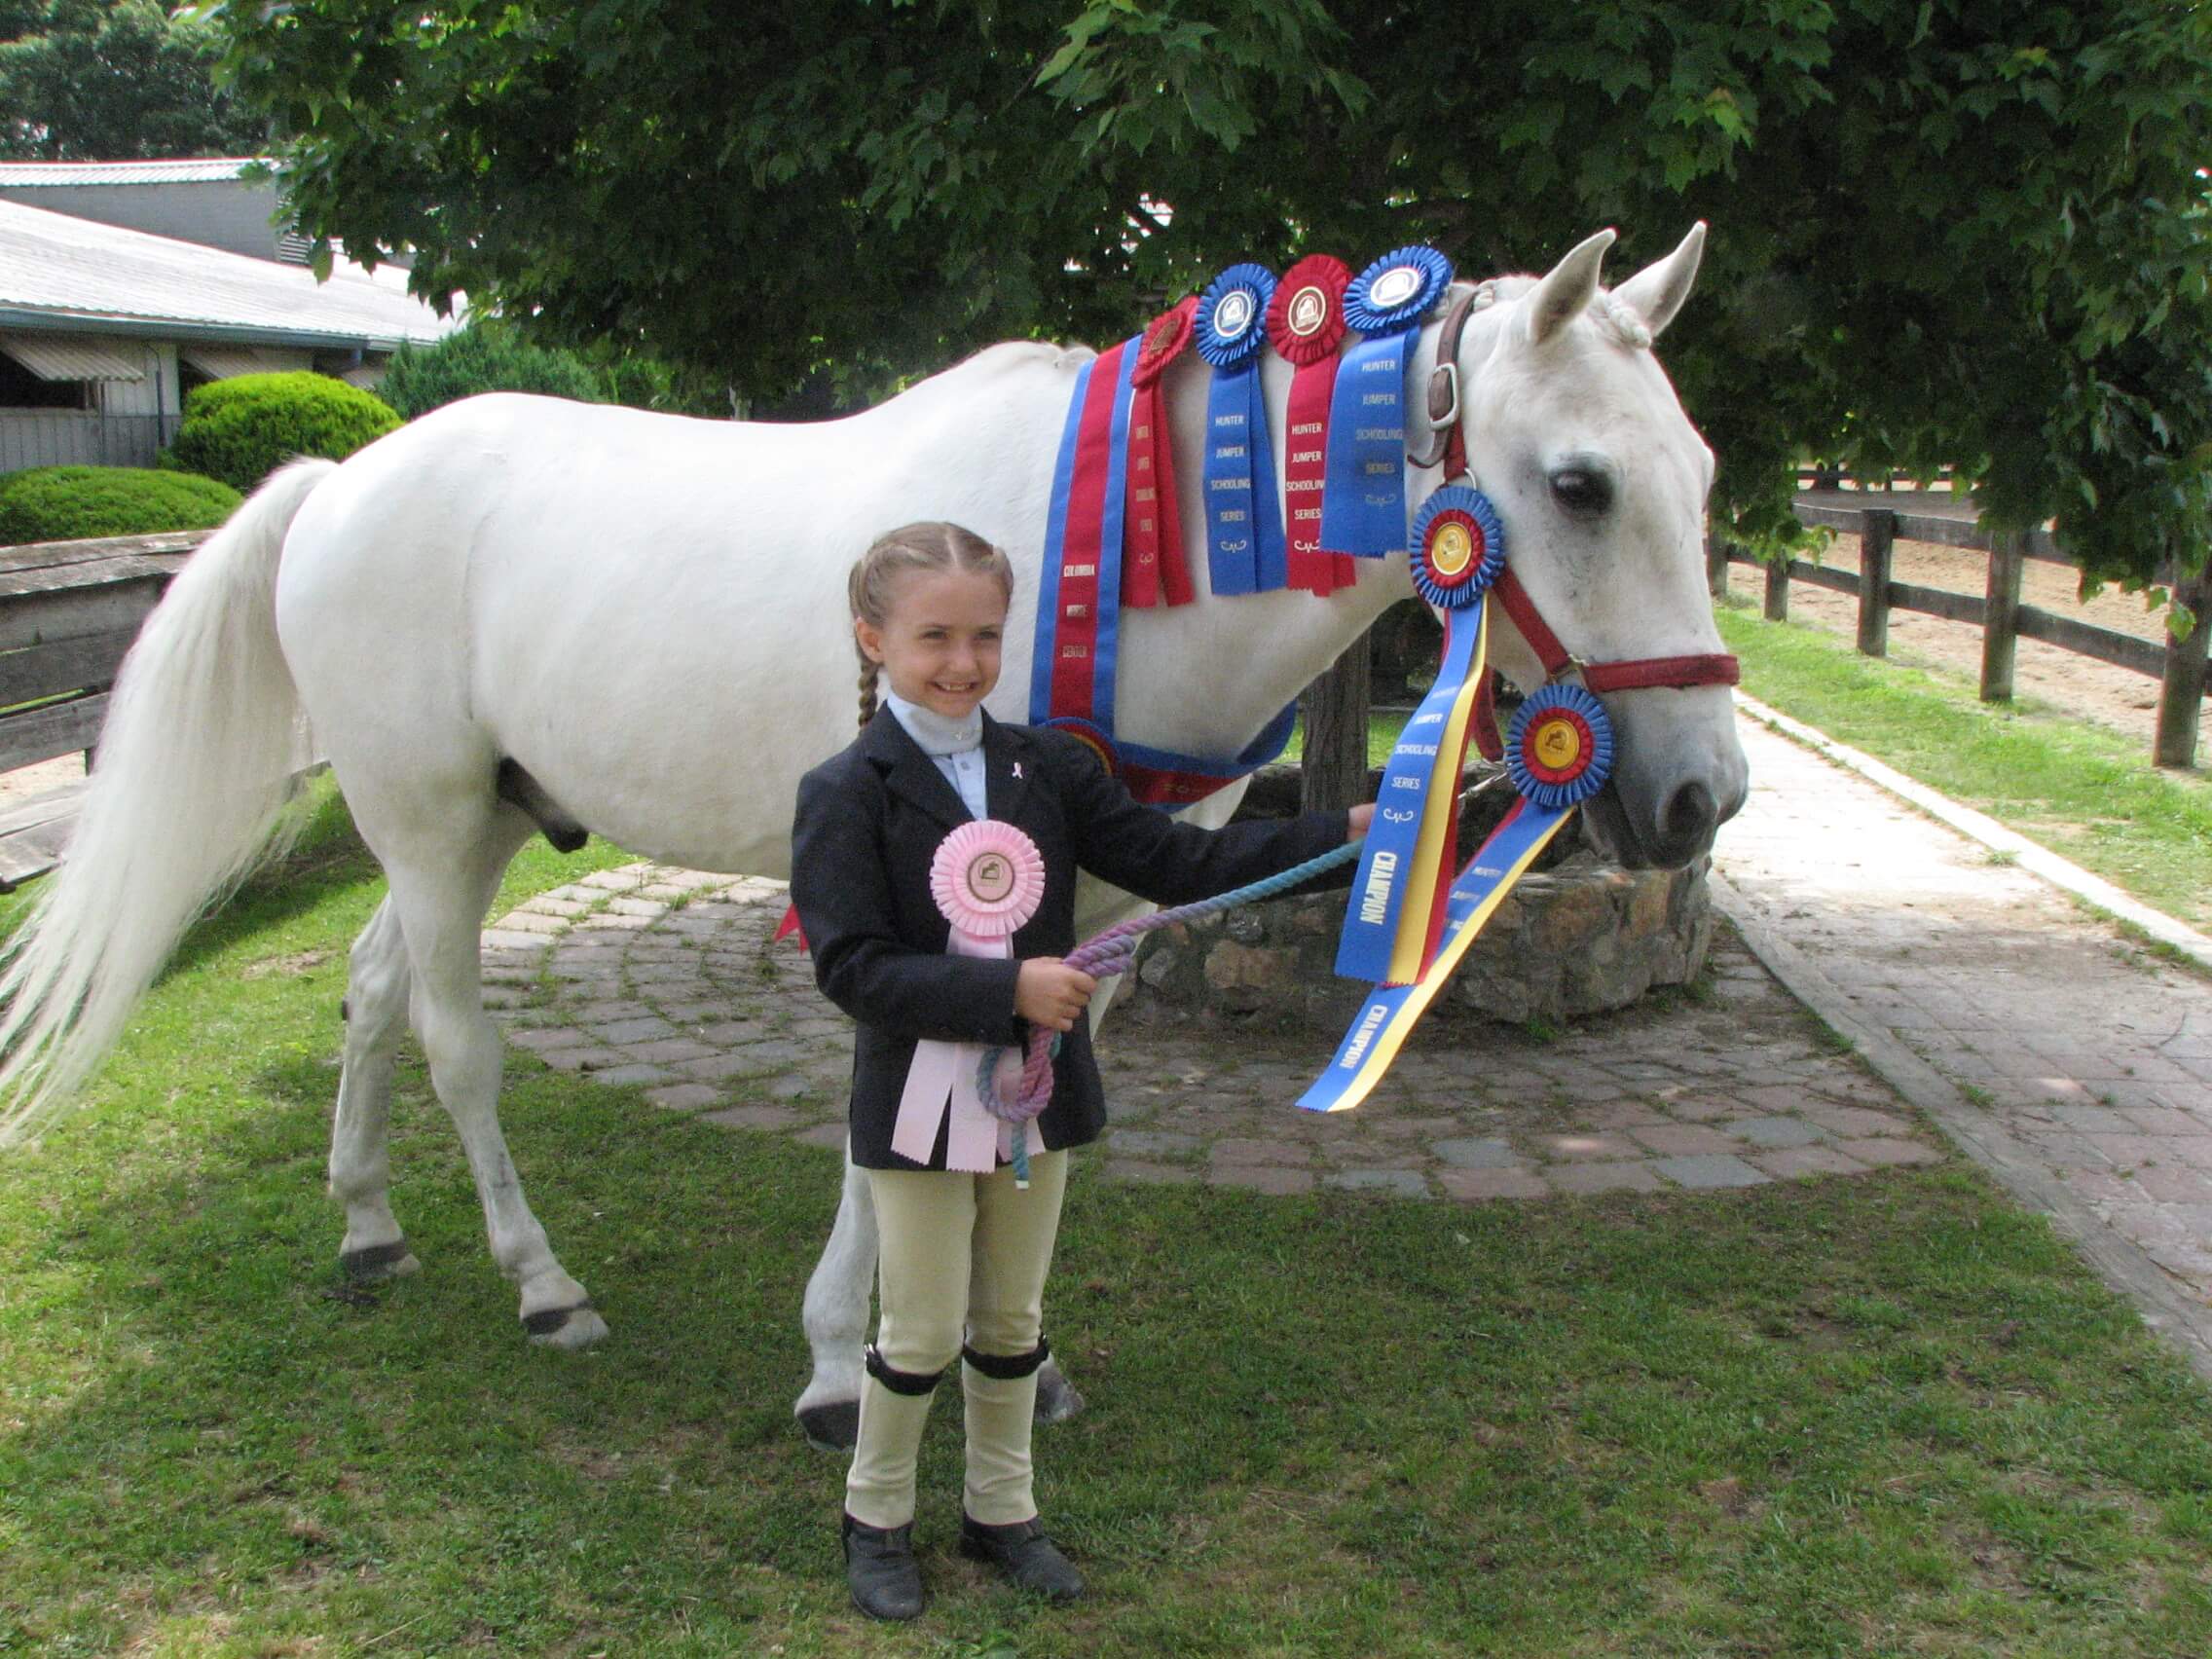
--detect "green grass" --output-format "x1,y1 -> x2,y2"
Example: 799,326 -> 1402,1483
1280,708 -> 1409,770
5,808 -> 2212,1653
1716,603 -> 2212,932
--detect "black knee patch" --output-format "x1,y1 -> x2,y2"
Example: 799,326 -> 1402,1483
962,1336 -> 1051,1380
865,1344 -> 949,1396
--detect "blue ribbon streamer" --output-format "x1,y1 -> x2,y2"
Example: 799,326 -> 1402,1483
1318,326 -> 1415,557
1028,354 -> 1094,723
1091,339 -> 1141,728
1196,264 -> 1284,596
1202,362 -> 1266,596
1332,599 -> 1485,983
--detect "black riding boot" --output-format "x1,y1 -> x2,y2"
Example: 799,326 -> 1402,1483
842,1513 -> 924,1621
959,1513 -> 1085,1602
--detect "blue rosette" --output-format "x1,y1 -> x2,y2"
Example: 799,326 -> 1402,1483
1506,683 -> 1615,810
1344,245 -> 1455,337
1195,263 -> 1278,368
1408,486 -> 1505,609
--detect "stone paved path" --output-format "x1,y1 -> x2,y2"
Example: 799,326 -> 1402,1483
1714,714 -> 2212,1378
476,706 -> 2211,1376
479,869 -> 1937,1209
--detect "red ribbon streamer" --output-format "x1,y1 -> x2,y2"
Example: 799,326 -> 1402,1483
1267,256 -> 1355,595
1124,297 -> 1198,608
1049,340 -> 1129,720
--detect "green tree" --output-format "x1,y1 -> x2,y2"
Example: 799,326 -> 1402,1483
1,0 -> 260,159
202,1 -> 2211,593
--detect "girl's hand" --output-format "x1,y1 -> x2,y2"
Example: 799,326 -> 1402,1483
1016,958 -> 1098,1033
1348,802 -> 1376,839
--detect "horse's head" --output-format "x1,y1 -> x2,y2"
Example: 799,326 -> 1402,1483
1453,225 -> 1747,869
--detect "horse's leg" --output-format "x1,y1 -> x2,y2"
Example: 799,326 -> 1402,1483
379,809 -> 608,1348
794,1145 -> 877,1449
328,897 -> 419,1281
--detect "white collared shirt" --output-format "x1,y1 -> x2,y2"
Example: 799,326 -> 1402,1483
881,689 -> 988,820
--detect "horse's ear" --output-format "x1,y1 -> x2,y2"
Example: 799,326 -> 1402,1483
1523,229 -> 1616,347
1611,222 -> 1707,341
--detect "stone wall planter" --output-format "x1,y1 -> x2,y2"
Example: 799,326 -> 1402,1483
1117,765 -> 1713,1032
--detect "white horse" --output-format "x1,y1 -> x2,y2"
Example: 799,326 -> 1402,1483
0,226 -> 1744,1445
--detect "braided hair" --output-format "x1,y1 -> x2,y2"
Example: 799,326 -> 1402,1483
847,523 -> 1014,729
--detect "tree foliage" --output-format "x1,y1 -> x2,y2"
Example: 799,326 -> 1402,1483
201,1 -> 2212,591
1,0 -> 260,159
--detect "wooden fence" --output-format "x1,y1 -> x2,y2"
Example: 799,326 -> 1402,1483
0,528 -> 203,887
1713,492 -> 2209,769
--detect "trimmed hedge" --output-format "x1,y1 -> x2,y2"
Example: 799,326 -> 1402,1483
165,371 -> 401,491
0,465 -> 242,545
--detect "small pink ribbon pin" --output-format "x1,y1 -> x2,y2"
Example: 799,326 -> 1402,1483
891,821 -> 1049,1173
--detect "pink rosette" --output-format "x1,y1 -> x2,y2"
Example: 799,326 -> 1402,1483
895,821 -> 1050,1174
930,820 -> 1046,944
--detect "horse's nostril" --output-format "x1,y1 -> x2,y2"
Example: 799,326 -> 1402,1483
1655,780 -> 1718,862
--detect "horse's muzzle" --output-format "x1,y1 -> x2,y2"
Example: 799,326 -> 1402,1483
1583,771 -> 1748,869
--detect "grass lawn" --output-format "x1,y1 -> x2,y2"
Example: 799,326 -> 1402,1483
1714,601 -> 2212,935
4,798 -> 2212,1654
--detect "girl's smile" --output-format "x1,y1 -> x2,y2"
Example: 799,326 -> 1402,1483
855,568 -> 1008,721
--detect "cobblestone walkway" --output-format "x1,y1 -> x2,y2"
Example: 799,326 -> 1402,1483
1714,715 -> 2212,1377
479,869 -> 1940,1206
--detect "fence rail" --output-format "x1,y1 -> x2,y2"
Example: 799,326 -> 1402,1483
1712,493 -> 2207,768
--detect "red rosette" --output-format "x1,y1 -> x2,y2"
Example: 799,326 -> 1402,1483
1131,295 -> 1197,389
1265,255 -> 1350,367
1518,707 -> 1595,786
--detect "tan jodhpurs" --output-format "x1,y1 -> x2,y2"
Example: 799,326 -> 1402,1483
843,1149 -> 1069,1530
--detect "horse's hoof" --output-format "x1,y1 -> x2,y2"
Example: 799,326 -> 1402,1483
340,1241 -> 421,1282
797,1400 -> 860,1453
1034,1363 -> 1085,1425
524,1303 -> 609,1349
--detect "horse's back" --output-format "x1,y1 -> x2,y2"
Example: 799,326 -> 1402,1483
274,356 -> 1081,874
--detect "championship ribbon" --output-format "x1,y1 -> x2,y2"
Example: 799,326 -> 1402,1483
1124,296 -> 1198,609
892,822 -> 1050,1170
1195,263 -> 1283,597
1321,246 -> 1456,558
1301,682 -> 1615,1115
1333,487 -> 1507,985
1265,254 -> 1356,595
1029,339 -> 1139,733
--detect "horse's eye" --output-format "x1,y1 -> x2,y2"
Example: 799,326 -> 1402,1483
1550,467 -> 1612,515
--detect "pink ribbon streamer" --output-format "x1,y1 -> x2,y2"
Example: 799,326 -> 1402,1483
891,821 -> 1048,1172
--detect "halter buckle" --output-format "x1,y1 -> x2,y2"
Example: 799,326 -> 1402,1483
1425,360 -> 1459,430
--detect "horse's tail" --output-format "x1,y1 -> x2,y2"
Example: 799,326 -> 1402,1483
0,458 -> 338,1144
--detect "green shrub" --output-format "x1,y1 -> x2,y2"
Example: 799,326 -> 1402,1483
377,324 -> 609,421
164,372 -> 401,491
0,466 -> 242,545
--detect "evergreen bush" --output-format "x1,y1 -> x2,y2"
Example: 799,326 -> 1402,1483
377,325 -> 608,421
164,372 -> 400,491
0,466 -> 241,545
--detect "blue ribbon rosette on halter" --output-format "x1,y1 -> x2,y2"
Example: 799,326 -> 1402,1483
1195,263 -> 1286,595
1321,245 -> 1456,558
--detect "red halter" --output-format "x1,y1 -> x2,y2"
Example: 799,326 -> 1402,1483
1411,284 -> 1740,760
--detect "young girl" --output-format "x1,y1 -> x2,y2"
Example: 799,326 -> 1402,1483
790,521 -> 1371,1620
